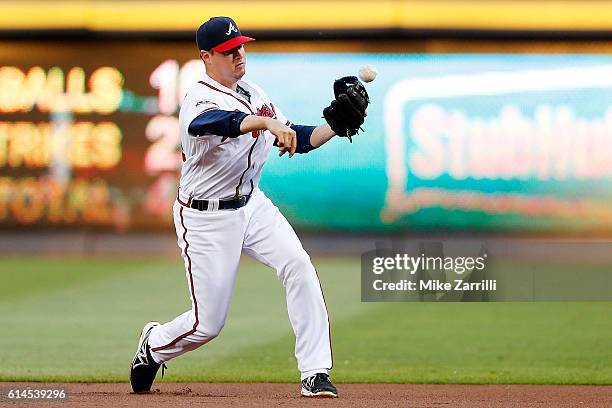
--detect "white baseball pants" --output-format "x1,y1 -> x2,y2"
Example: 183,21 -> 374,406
147,188 -> 332,380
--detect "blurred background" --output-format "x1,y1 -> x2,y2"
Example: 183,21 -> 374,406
1,0 -> 612,254
0,0 -> 610,385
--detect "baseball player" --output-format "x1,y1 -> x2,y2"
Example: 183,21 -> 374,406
130,16 -> 369,398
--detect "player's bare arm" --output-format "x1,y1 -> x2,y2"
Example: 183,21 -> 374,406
240,115 -> 365,159
309,124 -> 336,148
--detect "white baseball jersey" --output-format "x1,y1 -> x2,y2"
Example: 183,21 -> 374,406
178,73 -> 290,202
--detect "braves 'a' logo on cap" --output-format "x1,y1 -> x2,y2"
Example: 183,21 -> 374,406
226,23 -> 238,36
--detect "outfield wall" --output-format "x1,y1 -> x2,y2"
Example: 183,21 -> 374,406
1,44 -> 611,233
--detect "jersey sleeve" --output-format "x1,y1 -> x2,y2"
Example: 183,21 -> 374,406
189,109 -> 248,138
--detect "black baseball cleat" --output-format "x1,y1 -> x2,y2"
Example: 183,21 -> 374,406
130,321 -> 166,393
300,373 -> 338,398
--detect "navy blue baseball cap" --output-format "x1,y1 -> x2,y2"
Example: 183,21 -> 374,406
196,17 -> 255,52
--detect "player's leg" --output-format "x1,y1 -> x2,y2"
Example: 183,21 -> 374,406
131,200 -> 247,393
241,190 -> 335,396
147,202 -> 247,361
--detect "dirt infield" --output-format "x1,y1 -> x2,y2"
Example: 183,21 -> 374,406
1,383 -> 611,407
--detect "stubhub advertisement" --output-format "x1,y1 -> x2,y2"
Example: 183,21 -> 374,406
250,54 -> 612,232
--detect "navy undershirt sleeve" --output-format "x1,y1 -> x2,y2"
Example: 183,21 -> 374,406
291,124 -> 317,154
188,109 -> 249,138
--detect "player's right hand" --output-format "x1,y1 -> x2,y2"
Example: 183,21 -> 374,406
266,119 -> 297,158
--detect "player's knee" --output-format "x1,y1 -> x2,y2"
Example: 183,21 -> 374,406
194,321 -> 224,341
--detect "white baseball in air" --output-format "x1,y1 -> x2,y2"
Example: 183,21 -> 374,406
358,64 -> 377,83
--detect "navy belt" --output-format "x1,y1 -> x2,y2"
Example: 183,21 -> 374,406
187,194 -> 251,211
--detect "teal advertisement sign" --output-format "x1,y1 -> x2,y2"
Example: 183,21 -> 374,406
251,54 -> 612,232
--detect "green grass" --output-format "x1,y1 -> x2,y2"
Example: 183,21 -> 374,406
0,256 -> 610,384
